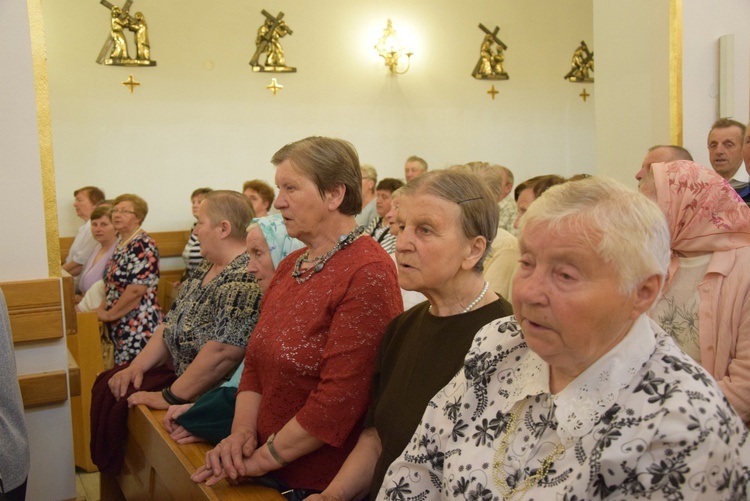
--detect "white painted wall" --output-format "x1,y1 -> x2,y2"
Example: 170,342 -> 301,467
683,0 -> 750,169
42,0 -> 595,238
593,1 -> 671,186
1,1 -> 76,500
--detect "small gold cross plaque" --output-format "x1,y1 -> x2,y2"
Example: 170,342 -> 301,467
487,85 -> 499,100
579,88 -> 590,102
266,78 -> 284,95
122,74 -> 140,93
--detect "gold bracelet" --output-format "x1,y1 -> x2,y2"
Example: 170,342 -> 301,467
266,433 -> 288,466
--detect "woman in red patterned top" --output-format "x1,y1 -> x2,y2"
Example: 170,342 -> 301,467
192,137 -> 403,495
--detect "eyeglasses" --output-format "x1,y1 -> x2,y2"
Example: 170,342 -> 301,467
111,209 -> 136,215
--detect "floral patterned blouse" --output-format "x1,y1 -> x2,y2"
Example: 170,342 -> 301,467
163,253 -> 261,376
379,315 -> 750,500
104,232 -> 161,365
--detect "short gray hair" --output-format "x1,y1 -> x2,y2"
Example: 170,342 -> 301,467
401,169 -> 498,271
521,177 -> 670,294
202,190 -> 255,242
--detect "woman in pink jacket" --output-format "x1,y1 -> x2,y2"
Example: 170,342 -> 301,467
640,160 -> 750,425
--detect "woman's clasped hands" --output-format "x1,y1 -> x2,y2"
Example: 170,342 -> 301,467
191,428 -> 265,486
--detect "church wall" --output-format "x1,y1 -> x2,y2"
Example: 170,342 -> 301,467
592,1 -> 671,183
1,1 -> 76,500
42,0 -> 595,237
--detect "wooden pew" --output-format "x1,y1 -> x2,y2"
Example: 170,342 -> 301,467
102,405 -> 285,500
60,230 -> 190,311
67,311 -> 105,471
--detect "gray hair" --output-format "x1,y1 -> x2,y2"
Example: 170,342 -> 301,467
401,170 -> 498,271
271,137 -> 362,216
521,176 -> 670,294
456,162 -> 505,202
202,190 -> 255,242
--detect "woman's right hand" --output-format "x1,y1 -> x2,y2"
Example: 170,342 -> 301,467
191,428 -> 257,486
107,365 -> 144,400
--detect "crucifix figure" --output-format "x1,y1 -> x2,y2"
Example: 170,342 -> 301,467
472,23 -> 508,80
96,0 -> 156,67
249,10 -> 296,73
565,41 -> 594,82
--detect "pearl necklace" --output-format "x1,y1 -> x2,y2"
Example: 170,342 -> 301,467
492,401 -> 565,500
292,226 -> 364,284
428,281 -> 490,314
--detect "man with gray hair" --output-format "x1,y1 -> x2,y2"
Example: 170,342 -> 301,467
355,164 -> 378,227
404,155 -> 428,183
707,119 -> 747,187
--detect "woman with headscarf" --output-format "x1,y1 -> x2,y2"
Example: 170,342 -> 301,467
162,213 -> 304,444
639,160 -> 750,425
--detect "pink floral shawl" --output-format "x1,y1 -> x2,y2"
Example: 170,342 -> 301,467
651,160 -> 750,281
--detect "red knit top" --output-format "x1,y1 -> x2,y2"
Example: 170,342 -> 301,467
239,236 -> 403,490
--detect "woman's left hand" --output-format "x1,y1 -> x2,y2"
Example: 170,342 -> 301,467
95,304 -> 111,323
127,390 -> 169,409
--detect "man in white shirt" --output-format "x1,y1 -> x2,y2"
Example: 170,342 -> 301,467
707,118 -> 747,187
63,186 -> 105,277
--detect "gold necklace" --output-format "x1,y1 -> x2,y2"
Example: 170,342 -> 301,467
492,401 -> 565,500
117,227 -> 142,249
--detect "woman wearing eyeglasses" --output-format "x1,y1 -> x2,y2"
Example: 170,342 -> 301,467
97,193 -> 162,365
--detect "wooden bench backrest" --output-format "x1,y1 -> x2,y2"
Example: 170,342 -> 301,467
59,230 -> 191,262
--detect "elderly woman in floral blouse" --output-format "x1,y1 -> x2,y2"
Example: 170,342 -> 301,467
380,177 -> 750,500
108,190 -> 262,408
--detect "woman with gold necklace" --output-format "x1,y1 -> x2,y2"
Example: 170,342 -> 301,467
97,193 -> 162,365
311,169 -> 513,501
192,137 -> 402,497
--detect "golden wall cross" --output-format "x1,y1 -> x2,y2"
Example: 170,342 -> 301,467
122,74 -> 140,93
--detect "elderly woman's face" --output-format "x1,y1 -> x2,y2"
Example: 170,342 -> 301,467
111,201 -> 139,233
512,220 -> 642,376
273,160 -> 331,243
90,215 -> 116,244
74,192 -> 96,220
191,194 -> 206,218
246,226 -> 275,293
193,202 -> 223,262
395,193 -> 476,294
376,189 -> 393,218
244,189 -> 268,217
385,196 -> 400,235
514,188 -> 535,229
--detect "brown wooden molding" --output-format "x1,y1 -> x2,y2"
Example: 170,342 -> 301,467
0,278 -> 64,343
18,370 -> 68,408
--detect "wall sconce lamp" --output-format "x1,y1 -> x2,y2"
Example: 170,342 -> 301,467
374,19 -> 413,75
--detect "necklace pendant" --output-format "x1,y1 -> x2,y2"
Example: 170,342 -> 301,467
314,262 -> 324,272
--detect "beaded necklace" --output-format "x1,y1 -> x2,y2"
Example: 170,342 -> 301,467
292,225 -> 364,284
492,401 -> 565,500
